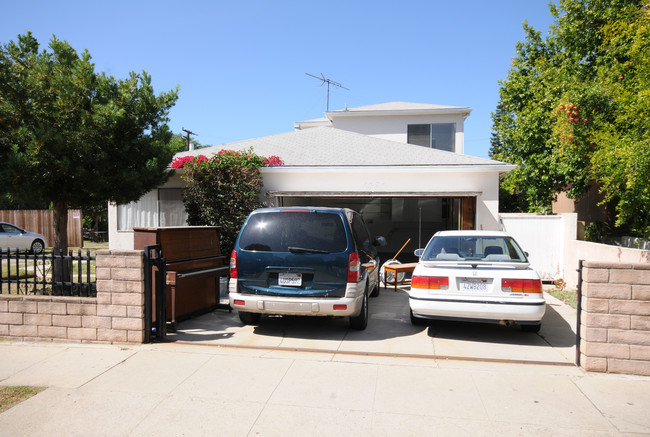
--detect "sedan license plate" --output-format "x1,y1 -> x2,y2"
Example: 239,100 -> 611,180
461,279 -> 488,291
279,273 -> 302,287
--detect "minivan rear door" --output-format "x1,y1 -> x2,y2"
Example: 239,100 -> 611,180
235,210 -> 351,297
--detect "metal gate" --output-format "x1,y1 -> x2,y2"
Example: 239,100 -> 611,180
143,245 -> 167,343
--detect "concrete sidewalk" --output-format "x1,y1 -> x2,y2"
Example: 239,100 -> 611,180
1,341 -> 650,436
1,291 -> 649,436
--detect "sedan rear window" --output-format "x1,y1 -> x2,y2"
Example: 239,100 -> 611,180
421,235 -> 527,262
239,211 -> 348,253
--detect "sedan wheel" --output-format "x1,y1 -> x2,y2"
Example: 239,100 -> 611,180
521,323 -> 541,333
30,239 -> 45,254
410,308 -> 426,326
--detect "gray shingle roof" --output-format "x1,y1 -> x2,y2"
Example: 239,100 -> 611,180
177,127 -> 511,169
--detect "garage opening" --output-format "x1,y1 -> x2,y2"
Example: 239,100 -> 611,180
278,196 -> 476,263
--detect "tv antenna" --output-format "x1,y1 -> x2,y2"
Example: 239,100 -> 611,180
306,73 -> 349,111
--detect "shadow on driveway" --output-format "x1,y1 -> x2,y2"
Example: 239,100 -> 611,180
168,288 -> 577,365
419,304 -> 575,348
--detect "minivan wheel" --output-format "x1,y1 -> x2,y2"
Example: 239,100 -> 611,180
238,311 -> 261,325
369,279 -> 380,298
349,292 -> 368,330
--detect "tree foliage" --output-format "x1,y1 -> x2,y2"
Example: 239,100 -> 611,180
0,32 -> 179,250
176,149 -> 283,256
491,0 -> 650,237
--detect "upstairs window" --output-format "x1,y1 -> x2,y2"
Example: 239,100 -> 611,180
407,123 -> 455,152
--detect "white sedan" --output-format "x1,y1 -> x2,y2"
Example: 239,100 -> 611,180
0,222 -> 48,254
408,230 -> 545,332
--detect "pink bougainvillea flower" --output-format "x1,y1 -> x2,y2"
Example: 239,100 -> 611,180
170,155 -> 209,169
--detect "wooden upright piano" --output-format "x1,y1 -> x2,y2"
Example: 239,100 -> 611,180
134,226 -> 229,329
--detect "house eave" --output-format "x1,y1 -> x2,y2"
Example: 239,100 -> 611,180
260,164 -> 515,174
267,190 -> 483,198
325,107 -> 472,121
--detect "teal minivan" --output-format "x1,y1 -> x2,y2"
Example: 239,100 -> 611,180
229,207 -> 385,330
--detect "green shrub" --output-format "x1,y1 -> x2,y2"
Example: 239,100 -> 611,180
584,221 -> 609,243
174,149 -> 283,256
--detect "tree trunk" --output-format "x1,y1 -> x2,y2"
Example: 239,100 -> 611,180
52,201 -> 70,294
52,200 -> 69,253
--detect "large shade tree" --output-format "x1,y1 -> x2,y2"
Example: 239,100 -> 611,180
0,32 -> 179,251
490,0 -> 650,237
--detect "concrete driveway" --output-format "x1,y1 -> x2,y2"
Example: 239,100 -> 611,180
168,287 -> 578,367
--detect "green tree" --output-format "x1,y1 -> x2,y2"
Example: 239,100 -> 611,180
491,0 -> 649,237
589,7 -> 650,236
0,32 -> 179,251
177,150 -> 283,256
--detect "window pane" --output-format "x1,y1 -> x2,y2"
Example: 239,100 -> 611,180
159,188 -> 187,227
117,190 -> 158,231
407,124 -> 430,147
430,123 -> 455,152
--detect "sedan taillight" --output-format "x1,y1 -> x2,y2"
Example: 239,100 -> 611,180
502,278 -> 542,293
411,275 -> 449,290
230,250 -> 238,279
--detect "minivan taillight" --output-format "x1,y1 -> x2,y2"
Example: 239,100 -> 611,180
411,275 -> 449,290
347,252 -> 360,283
230,250 -> 238,279
502,278 -> 542,293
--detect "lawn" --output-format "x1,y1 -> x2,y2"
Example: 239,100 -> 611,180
547,288 -> 578,308
0,386 -> 46,413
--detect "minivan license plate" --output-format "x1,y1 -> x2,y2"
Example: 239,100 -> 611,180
279,273 -> 302,286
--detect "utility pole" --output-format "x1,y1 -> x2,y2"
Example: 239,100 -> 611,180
306,73 -> 349,111
182,127 -> 197,151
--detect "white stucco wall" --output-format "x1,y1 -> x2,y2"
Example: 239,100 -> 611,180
109,167 -> 502,251
499,213 -> 577,282
498,212 -> 650,289
329,114 -> 466,154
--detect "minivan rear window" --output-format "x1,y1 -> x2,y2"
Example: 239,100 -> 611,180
239,211 -> 348,253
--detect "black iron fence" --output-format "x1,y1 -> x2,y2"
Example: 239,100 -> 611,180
0,249 -> 96,297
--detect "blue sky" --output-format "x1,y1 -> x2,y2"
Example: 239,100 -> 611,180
3,0 -> 555,158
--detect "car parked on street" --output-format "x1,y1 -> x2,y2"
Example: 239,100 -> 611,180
0,222 -> 48,254
408,230 -> 545,332
229,207 -> 386,330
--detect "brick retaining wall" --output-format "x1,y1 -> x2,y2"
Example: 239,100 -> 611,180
581,261 -> 650,376
0,250 -> 145,344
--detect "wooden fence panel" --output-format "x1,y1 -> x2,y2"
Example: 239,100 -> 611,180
0,210 -> 83,248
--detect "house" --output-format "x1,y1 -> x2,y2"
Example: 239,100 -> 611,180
294,101 -> 469,154
108,102 -> 514,260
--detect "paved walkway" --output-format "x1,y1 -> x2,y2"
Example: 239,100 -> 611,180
1,290 -> 649,436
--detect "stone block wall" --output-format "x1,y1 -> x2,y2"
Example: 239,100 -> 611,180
580,261 -> 650,376
0,250 -> 145,344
